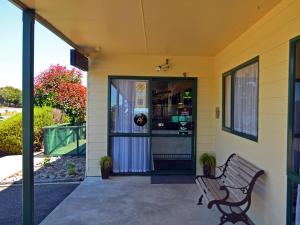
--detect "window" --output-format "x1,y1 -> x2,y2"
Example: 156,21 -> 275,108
222,57 -> 259,141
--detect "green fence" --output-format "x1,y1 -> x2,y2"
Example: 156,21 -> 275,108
43,123 -> 86,156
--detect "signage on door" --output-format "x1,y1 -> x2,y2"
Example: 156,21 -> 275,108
134,113 -> 148,126
179,121 -> 188,135
135,81 -> 147,108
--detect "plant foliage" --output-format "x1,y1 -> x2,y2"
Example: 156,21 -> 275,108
0,107 -> 69,155
199,153 -> 216,168
34,65 -> 86,124
99,156 -> 112,169
0,86 -> 22,107
67,162 -> 77,175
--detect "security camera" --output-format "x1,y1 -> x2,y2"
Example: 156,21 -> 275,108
155,65 -> 162,72
155,59 -> 169,72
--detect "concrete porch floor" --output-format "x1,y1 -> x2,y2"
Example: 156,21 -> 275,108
40,177 -> 245,225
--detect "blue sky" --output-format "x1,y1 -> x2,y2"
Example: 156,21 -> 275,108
0,0 -> 87,89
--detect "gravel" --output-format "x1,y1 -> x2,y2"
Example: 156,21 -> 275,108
0,156 -> 86,184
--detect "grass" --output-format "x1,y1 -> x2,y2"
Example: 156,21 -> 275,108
48,140 -> 86,156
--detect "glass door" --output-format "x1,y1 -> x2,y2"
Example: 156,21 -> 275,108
109,78 -> 150,174
151,78 -> 196,175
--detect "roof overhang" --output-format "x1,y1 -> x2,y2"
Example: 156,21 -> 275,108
11,0 -> 281,57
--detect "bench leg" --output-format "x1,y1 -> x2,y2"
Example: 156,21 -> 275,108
217,205 -> 251,225
219,215 -> 251,225
197,195 -> 203,205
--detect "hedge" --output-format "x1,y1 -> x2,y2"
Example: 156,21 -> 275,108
0,107 -> 69,155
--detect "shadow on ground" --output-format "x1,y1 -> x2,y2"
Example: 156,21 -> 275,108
0,155 -> 83,225
0,182 -> 79,225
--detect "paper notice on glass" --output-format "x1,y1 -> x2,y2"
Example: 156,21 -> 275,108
135,81 -> 147,108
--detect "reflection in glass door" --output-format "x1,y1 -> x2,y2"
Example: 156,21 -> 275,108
109,79 -> 150,173
151,79 -> 196,174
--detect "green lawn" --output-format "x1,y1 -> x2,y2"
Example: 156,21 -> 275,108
48,140 -> 86,156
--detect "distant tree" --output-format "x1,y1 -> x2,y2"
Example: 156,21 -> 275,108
34,65 -> 86,123
0,86 -> 22,107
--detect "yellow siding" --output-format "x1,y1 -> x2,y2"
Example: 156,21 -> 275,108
212,0 -> 300,224
86,1 -> 300,224
87,55 -> 214,176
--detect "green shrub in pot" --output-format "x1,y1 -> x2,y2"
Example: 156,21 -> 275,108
199,153 -> 216,177
99,156 -> 112,179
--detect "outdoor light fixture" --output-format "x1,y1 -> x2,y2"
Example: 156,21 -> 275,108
155,58 -> 170,72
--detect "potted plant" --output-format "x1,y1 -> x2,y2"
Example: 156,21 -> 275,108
199,153 -> 216,177
99,156 -> 112,179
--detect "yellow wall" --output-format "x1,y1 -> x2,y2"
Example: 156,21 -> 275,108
87,0 -> 300,224
212,0 -> 300,224
87,55 -> 214,176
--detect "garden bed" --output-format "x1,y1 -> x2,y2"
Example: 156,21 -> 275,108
0,156 -> 85,184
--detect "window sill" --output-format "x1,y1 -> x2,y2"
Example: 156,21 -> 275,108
222,127 -> 258,142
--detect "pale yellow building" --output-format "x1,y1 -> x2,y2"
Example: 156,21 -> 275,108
12,0 -> 300,224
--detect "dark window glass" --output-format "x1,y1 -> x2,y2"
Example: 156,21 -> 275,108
152,80 -> 193,135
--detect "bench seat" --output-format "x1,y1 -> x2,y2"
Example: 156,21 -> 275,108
195,153 -> 264,225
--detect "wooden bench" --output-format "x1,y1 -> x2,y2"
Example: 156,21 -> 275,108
195,153 -> 264,225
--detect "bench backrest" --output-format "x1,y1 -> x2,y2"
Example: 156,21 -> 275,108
220,154 -> 264,201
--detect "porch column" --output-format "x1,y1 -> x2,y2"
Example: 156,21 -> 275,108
22,8 -> 35,225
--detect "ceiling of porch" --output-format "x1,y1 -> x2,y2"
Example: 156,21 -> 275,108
19,0 -> 281,56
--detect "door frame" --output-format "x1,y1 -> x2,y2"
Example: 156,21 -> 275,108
287,35 -> 300,225
107,75 -> 197,176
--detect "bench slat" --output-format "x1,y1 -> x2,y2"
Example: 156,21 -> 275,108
232,155 -> 261,174
229,157 -> 257,178
195,177 -> 216,204
224,169 -> 248,187
218,177 -> 246,202
226,161 -> 254,184
202,177 -> 226,200
237,155 -> 261,173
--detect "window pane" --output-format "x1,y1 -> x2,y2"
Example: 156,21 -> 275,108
224,75 -> 231,128
152,79 -> 193,135
234,62 -> 258,137
151,137 -> 193,171
289,181 -> 300,225
292,42 -> 300,174
111,137 -> 150,173
110,79 -> 149,133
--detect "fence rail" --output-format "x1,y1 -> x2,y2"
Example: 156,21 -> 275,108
43,123 -> 86,156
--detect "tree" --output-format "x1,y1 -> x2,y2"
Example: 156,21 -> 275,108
0,86 -> 22,107
34,65 -> 86,123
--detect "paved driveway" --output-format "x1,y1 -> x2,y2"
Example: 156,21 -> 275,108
0,182 -> 79,225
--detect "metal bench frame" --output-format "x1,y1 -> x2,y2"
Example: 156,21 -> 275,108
195,153 -> 264,225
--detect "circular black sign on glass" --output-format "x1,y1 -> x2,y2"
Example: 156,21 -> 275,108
134,113 -> 147,126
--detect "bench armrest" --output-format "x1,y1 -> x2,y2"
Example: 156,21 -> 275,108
221,184 -> 249,194
215,164 -> 226,177
216,164 -> 225,170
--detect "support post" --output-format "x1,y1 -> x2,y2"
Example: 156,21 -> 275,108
22,8 -> 35,225
76,127 -> 80,155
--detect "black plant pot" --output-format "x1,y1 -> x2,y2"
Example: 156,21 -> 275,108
101,167 -> 110,179
203,165 -> 215,178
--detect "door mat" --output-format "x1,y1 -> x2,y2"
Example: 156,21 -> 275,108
151,175 -> 195,184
